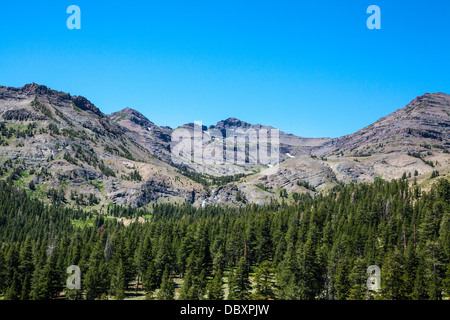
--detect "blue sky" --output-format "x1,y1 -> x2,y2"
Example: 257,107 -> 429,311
1,1 -> 449,138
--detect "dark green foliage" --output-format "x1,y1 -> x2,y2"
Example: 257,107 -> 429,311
207,266 -> 224,300
0,122 -> 36,141
251,260 -> 275,300
118,144 -> 135,161
431,170 -> 440,179
73,144 -> 99,167
408,152 -> 435,167
235,190 -> 247,203
0,178 -> 449,300
122,169 -> 142,182
109,261 -> 126,300
55,109 -> 73,126
98,162 -> 116,177
31,97 -> 54,120
47,123 -> 60,135
28,180 -> 36,191
47,187 -> 66,204
296,180 -> 317,192
228,257 -> 251,300
157,268 -> 174,300
177,168 -> 251,188
63,152 -> 78,166
103,144 -> 135,161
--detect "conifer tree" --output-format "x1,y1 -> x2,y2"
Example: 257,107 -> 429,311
207,266 -> 224,300
229,257 -> 251,300
381,250 -> 405,300
110,260 -> 126,300
143,261 -> 158,293
347,258 -> 367,300
157,268 -> 174,300
251,260 -> 275,300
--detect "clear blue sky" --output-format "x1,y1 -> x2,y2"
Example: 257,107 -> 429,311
1,1 -> 449,138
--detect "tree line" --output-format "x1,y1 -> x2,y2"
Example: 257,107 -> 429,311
0,177 -> 449,300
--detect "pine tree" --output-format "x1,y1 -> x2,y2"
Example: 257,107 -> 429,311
0,175 -> 448,302
442,263 -> 450,299
256,214 -> 272,263
229,257 -> 251,300
381,250 -> 405,300
226,272 -> 237,300
85,240 -> 110,300
207,266 -> 224,300
143,261 -> 158,293
403,245 -> 419,299
31,251 -> 62,300
298,239 -> 321,299
0,250 -> 5,295
251,260 -> 275,300
5,271 -> 21,300
333,257 -> 350,300
110,260 -> 126,300
4,244 -> 20,299
347,257 -> 367,300
157,268 -> 174,300
19,236 -> 34,299
179,272 -> 195,300
179,252 -> 200,300
412,267 -> 427,300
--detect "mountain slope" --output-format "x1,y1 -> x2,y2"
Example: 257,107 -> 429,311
229,92 -> 450,203
317,92 -> 450,157
109,107 -> 173,163
0,83 -> 448,207
210,117 -> 331,158
0,83 -> 205,208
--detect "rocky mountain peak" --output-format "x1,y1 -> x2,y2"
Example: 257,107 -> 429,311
323,92 -> 450,156
110,107 -> 156,128
413,92 -> 447,106
21,83 -> 52,95
5,83 -> 102,118
108,107 -> 173,163
72,95 -> 103,118
210,117 -> 254,131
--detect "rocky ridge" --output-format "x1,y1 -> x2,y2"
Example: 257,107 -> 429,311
0,83 -> 449,208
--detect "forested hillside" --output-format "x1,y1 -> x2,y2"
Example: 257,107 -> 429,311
0,177 -> 449,300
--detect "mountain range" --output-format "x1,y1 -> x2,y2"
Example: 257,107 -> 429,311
0,83 -> 448,208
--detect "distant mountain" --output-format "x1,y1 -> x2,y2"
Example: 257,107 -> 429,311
109,107 -> 173,164
210,117 -> 254,132
231,92 -> 450,205
210,117 -> 331,158
0,83 -> 205,208
318,92 -> 450,157
0,83 -> 449,208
